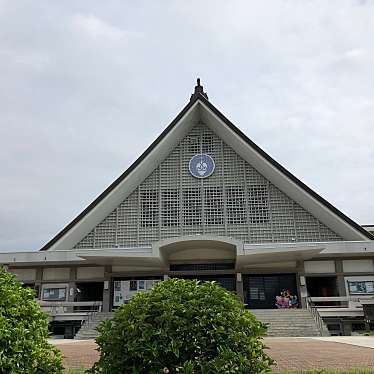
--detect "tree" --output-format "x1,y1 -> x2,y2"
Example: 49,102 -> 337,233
0,267 -> 63,373
90,278 -> 273,374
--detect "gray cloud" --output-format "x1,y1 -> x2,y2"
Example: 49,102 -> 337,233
1,0 -> 373,251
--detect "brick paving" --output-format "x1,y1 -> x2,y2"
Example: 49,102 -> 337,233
54,338 -> 374,372
264,338 -> 374,372
55,340 -> 99,370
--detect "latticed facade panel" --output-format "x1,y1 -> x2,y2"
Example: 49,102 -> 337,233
75,123 -> 342,249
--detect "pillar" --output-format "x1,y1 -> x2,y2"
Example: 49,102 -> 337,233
297,260 -> 307,308
68,267 -> 76,302
236,273 -> 244,302
335,260 -> 347,297
102,265 -> 112,312
35,267 -> 43,299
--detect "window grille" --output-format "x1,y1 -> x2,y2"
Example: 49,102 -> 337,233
170,263 -> 235,271
204,187 -> 224,225
161,189 -> 179,227
140,190 -> 158,227
248,185 -> 269,224
202,134 -> 214,154
182,188 -> 202,226
227,187 -> 246,224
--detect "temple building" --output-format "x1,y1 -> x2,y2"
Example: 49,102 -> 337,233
1,80 -> 374,338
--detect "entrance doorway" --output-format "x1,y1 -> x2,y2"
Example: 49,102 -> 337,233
305,276 -> 338,298
170,262 -> 236,292
175,274 -> 236,291
243,274 -> 297,309
75,282 -> 104,302
305,276 -> 338,306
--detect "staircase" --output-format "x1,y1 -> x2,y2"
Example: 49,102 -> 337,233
74,308 -> 329,339
74,312 -> 114,340
250,309 -> 330,337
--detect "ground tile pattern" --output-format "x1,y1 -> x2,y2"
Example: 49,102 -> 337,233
55,340 -> 99,370
55,338 -> 374,371
264,338 -> 374,372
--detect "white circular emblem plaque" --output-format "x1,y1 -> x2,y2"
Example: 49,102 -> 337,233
189,154 -> 215,179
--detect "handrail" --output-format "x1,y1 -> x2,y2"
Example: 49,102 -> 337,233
38,301 -> 103,316
306,297 -> 328,336
310,296 -> 374,303
77,301 -> 103,335
38,301 -> 103,307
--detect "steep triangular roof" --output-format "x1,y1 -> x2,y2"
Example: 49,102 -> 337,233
41,82 -> 373,250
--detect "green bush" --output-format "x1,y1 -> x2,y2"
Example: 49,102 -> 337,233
90,278 -> 273,374
0,267 -> 63,373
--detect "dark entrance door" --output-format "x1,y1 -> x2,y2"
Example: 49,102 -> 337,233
170,263 -> 236,292
174,274 -> 236,292
243,274 -> 297,309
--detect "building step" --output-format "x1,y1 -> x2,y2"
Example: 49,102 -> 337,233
75,309 -> 329,339
249,309 -> 329,337
74,312 -> 114,340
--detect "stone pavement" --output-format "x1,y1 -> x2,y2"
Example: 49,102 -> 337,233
312,336 -> 374,349
53,340 -> 99,370
264,337 -> 374,371
52,337 -> 374,371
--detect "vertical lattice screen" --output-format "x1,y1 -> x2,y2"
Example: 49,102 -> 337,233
75,122 -> 342,249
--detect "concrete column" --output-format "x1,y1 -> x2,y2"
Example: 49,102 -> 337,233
342,321 -> 352,336
335,260 -> 347,308
335,260 -> 347,296
163,274 -> 169,281
67,267 -> 76,302
65,268 -> 77,313
35,267 -> 43,299
297,260 -> 307,308
236,273 -> 244,302
102,265 -> 112,312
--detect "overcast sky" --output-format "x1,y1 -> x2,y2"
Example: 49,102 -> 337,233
1,0 -> 373,251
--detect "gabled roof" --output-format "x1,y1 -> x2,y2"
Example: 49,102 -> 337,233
41,83 -> 373,251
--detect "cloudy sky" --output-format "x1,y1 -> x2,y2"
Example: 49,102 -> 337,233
1,0 -> 373,251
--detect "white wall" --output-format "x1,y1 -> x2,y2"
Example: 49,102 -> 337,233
342,259 -> 374,273
76,267 -> 105,280
10,268 -> 36,281
43,268 -> 70,281
304,260 -> 335,274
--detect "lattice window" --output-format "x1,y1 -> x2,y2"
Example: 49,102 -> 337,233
205,187 -> 224,225
186,135 -> 200,154
248,185 -> 269,224
182,188 -> 202,226
202,133 -> 214,154
226,186 -> 246,224
94,212 -> 116,248
161,189 -> 179,227
140,190 -> 158,228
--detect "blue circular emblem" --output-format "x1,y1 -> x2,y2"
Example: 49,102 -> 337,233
189,154 -> 215,178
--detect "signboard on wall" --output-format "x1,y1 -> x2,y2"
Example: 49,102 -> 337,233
113,279 -> 160,306
348,280 -> 374,295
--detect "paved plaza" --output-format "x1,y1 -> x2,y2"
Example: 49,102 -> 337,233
52,337 -> 374,371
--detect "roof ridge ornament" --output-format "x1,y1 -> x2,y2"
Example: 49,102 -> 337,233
190,78 -> 209,101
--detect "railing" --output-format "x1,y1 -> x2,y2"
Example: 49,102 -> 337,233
309,296 -> 374,308
38,301 -> 103,316
306,297 -> 328,336
82,301 -> 102,329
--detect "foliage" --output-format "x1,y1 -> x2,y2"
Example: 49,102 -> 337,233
90,278 -> 273,374
0,267 -> 63,373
